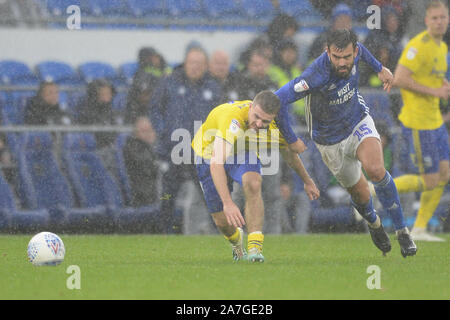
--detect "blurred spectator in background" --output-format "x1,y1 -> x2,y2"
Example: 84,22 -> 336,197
77,79 -> 117,175
373,0 -> 411,38
24,81 -> 69,125
308,3 -> 353,62
149,41 -> 223,233
124,72 -> 159,125
238,13 -> 298,73
267,38 -> 306,122
134,47 -> 171,82
265,13 -> 299,56
238,36 -> 274,72
361,6 -> 403,87
123,117 -> 159,208
235,49 -> 278,100
208,49 -> 240,102
208,50 -> 230,84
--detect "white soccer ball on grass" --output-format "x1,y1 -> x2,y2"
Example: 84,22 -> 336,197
27,232 -> 65,266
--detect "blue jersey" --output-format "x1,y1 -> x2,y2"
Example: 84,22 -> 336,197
275,42 -> 383,145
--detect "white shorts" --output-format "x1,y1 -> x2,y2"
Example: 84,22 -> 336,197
315,115 -> 380,188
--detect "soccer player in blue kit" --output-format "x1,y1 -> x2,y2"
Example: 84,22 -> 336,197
275,29 -> 417,258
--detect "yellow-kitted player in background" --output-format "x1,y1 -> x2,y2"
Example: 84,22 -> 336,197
393,0 -> 450,241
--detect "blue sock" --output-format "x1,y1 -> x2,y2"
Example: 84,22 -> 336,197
351,196 -> 377,224
373,171 -> 406,230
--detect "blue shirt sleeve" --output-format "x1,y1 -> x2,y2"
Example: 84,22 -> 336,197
358,42 -> 383,73
275,53 -> 330,144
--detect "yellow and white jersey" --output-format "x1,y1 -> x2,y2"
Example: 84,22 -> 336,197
191,100 -> 287,160
398,30 -> 448,130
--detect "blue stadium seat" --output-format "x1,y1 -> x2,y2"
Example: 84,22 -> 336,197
17,132 -> 108,232
0,166 -> 50,232
35,61 -> 82,85
241,0 -> 275,21
65,90 -> 85,121
112,92 -> 127,124
279,0 -> 322,22
57,90 -> 71,122
203,0 -> 242,19
127,0 -> 166,18
167,0 -> 204,19
118,62 -> 138,85
78,61 -> 117,83
10,91 -> 36,124
46,0 -> 82,17
83,0 -> 132,17
62,133 -> 159,232
0,60 -> 38,85
1,91 -> 35,125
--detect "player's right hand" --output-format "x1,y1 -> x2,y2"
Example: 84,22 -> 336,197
304,179 -> 320,201
223,201 -> 246,228
434,82 -> 450,99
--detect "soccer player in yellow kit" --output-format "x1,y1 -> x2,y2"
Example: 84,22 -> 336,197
393,0 -> 450,241
191,91 -> 319,262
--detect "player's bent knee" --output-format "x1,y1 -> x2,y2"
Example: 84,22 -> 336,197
366,165 -> 386,183
242,176 -> 262,196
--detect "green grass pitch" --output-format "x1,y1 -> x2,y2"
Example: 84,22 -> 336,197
0,233 -> 449,300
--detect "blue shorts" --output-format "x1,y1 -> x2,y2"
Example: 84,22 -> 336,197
401,124 -> 449,175
195,151 -> 262,214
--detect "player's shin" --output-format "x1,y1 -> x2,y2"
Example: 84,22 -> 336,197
372,171 -> 406,231
414,181 -> 446,229
351,197 -> 380,228
393,174 -> 426,193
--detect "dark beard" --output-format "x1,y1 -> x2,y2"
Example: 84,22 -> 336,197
331,62 -> 354,79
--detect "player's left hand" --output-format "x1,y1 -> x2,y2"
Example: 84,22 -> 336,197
304,179 -> 320,201
378,67 -> 394,93
288,138 -> 307,154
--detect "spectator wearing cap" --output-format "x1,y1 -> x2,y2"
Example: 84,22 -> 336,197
149,41 -> 223,233
307,3 -> 354,62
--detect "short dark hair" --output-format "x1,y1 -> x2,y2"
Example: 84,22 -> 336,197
326,29 -> 358,50
253,90 -> 280,115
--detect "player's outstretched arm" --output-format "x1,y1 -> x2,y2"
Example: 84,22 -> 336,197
280,147 -> 320,201
210,137 -> 245,228
393,64 -> 450,99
